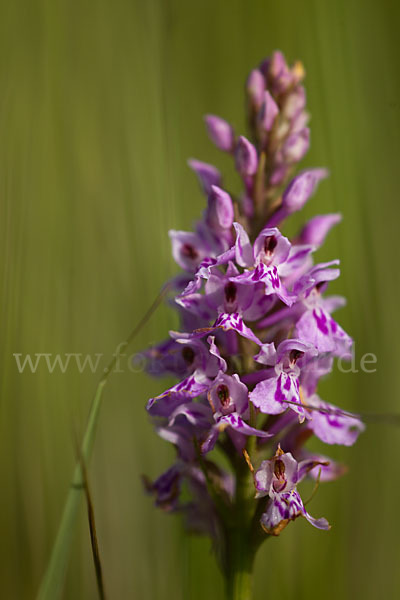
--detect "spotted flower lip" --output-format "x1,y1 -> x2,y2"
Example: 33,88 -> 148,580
145,50 -> 365,550
260,489 -> 330,536
304,394 -> 365,446
294,275 -> 353,359
296,306 -> 353,358
231,263 -> 296,306
170,311 -> 263,346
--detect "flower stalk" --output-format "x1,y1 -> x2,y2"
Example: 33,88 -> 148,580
224,532 -> 254,600
223,458 -> 256,600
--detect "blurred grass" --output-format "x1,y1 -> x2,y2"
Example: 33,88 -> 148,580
0,0 -> 399,598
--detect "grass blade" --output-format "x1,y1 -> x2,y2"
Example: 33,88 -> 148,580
37,284 -> 170,599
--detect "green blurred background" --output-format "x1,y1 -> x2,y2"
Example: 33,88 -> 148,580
1,0 -> 399,598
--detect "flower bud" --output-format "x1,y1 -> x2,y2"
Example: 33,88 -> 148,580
291,110 -> 309,134
299,213 -> 342,247
204,115 -> 234,152
235,135 -> 258,177
206,185 -> 234,230
270,165 -> 289,187
269,50 -> 286,78
268,50 -> 292,93
246,69 -> 266,109
281,86 -> 306,121
187,159 -> 221,195
258,90 -> 279,132
282,128 -> 310,163
282,168 -> 329,213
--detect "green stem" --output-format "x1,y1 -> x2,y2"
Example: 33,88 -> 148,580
225,529 -> 254,600
224,456 -> 257,600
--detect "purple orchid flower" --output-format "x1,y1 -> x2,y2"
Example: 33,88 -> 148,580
254,448 -> 330,535
144,463 -> 183,511
249,339 -> 317,422
204,262 -> 276,321
143,335 -> 224,379
146,369 -> 212,417
169,230 -> 213,273
231,222 -> 315,302
294,262 -> 353,358
156,401 -> 213,462
146,335 -> 229,417
202,372 -> 271,454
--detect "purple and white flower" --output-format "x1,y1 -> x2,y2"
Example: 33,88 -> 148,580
249,339 -> 317,422
254,448 -> 330,535
202,372 -> 271,453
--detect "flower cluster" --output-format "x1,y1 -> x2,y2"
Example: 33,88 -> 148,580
144,52 -> 364,545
